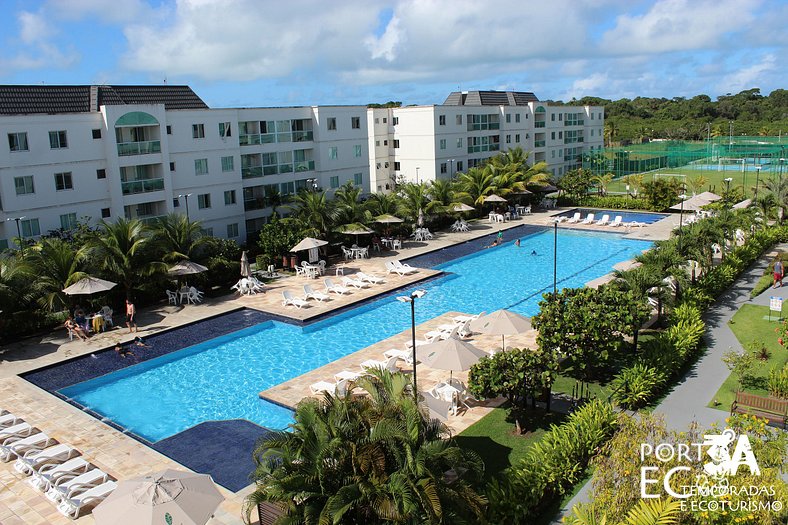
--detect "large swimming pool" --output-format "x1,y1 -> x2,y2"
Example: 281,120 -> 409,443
60,228 -> 651,442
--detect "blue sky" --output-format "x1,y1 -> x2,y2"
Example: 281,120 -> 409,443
1,0 -> 785,108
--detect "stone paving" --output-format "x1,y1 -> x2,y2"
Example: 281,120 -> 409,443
0,206 -> 678,525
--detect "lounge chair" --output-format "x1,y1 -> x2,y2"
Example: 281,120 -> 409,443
566,212 -> 582,224
356,272 -> 384,284
29,457 -> 92,492
425,325 -> 458,341
333,370 -> 364,382
385,261 -> 418,277
360,356 -> 400,373
282,290 -> 309,309
309,379 -> 349,396
595,214 -> 610,226
609,215 -> 623,227
1,432 -> 56,462
341,276 -> 368,289
56,479 -> 117,519
452,311 -> 485,324
46,468 -> 111,503
14,443 -> 80,476
324,278 -> 350,295
580,213 -> 595,225
439,319 -> 474,338
422,391 -> 452,423
383,348 -> 415,365
394,260 -> 417,272
0,412 -> 22,429
303,284 -> 330,302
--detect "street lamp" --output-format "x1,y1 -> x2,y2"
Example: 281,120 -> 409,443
754,166 -> 761,200
6,217 -> 25,254
448,159 -> 455,179
553,221 -> 558,295
724,177 -> 733,194
397,289 -> 427,401
677,194 -> 688,252
415,167 -> 420,184
177,193 -> 192,222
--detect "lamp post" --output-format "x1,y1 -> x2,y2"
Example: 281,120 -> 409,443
6,217 -> 25,254
415,167 -> 420,184
724,177 -> 733,195
177,193 -> 192,222
553,221 -> 558,295
397,290 -> 427,401
448,159 -> 455,179
678,194 -> 687,252
754,166 -> 761,200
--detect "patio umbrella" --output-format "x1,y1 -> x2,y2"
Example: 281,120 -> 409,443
373,214 -> 404,224
290,237 -> 328,252
336,223 -> 373,246
167,260 -> 208,276
732,199 -> 752,209
511,189 -> 533,195
93,468 -> 223,525
696,191 -> 722,202
62,276 -> 117,296
669,195 -> 712,212
449,203 -> 475,212
416,337 -> 488,379
483,194 -> 507,203
240,251 -> 251,278
473,309 -> 533,350
530,184 -> 558,193
417,208 -> 425,227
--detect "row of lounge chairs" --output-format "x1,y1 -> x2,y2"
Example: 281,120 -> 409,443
282,274 -> 387,308
385,260 -> 418,277
0,410 -> 116,519
557,212 -> 644,229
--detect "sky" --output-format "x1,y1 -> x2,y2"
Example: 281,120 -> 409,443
0,0 -> 785,109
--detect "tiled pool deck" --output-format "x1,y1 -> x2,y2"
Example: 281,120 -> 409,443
0,209 -> 675,524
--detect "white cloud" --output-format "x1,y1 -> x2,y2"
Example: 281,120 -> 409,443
365,15 -> 403,62
45,0 -> 153,24
717,53 -> 777,94
0,10 -> 79,73
18,11 -> 52,44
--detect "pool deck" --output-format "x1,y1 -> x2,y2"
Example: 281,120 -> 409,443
0,207 -> 676,525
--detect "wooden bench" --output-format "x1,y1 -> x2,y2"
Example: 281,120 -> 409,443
730,391 -> 788,428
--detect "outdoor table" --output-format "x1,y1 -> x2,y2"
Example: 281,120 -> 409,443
515,205 -> 526,215
351,247 -> 367,259
381,238 -> 393,248
178,287 -> 191,304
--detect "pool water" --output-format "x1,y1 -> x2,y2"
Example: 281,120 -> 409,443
61,229 -> 651,442
558,208 -> 668,224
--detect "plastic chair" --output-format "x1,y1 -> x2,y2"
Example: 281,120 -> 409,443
165,290 -> 178,305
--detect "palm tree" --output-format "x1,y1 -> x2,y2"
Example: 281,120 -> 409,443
763,176 -> 788,223
687,175 -> 708,195
621,174 -> 644,196
150,214 -> 213,264
426,179 -> 456,212
455,167 -> 494,206
365,192 -> 402,217
566,498 -> 681,525
25,238 -> 89,311
286,190 -> 337,238
0,254 -> 29,315
399,182 -> 441,223
612,266 -> 665,347
334,181 -> 368,225
591,173 -> 614,196
604,120 -> 617,147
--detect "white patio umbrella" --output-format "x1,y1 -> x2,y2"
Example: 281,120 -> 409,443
416,337 -> 488,379
93,469 -> 223,525
473,309 -> 533,349
374,214 -> 404,224
732,199 -> 752,209
669,195 -> 712,212
62,276 -> 117,296
240,251 -> 251,278
167,260 -> 209,276
696,191 -> 722,202
449,203 -> 475,212
290,237 -> 328,252
483,194 -> 507,203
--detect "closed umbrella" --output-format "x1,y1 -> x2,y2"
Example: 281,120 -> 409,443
416,337 -> 488,379
240,251 -> 251,278
62,276 -> 117,296
167,260 -> 208,276
473,309 -> 533,350
417,208 -> 425,227
93,468 -> 223,525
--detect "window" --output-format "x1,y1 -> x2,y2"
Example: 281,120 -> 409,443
166,125 -> 172,134
54,172 -> 73,191
382,117 -> 387,123
456,161 -> 463,172
559,131 -> 563,139
551,114 -> 555,121
456,115 -> 462,125
456,137 -> 463,148
516,114 -> 521,123
195,158 -> 208,175
192,124 -> 205,138
439,139 -> 446,150
375,118 -> 379,124
219,122 -> 232,137
551,132 -> 556,140
330,176 -> 339,188
60,213 -> 77,230
49,130 -> 68,149
96,169 -> 106,179
515,134 -> 521,142
506,114 -> 511,123
354,145 -> 362,157
21,218 -> 40,237
440,163 -> 447,174
376,162 -> 381,169
224,190 -> 236,205
101,208 -> 111,218
173,198 -> 180,208
439,115 -> 446,125
375,140 -> 380,147
203,227 -> 213,237
328,146 -> 338,159
197,193 -> 211,209
394,161 -> 401,170
590,129 -> 594,137
354,173 -> 363,186
506,134 -> 511,144
8,132 -> 28,151
351,116 -> 361,129
221,156 -> 234,172
227,223 -> 239,237
170,162 -> 176,171
384,162 -> 389,168
551,150 -> 556,159
92,128 -> 102,139
383,139 -> 388,146
393,140 -> 400,149
392,117 -> 399,126
599,112 -> 602,119
14,176 -> 34,195
327,117 -> 337,131
559,114 -> 563,121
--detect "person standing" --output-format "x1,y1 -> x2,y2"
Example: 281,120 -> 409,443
774,258 -> 784,288
125,298 -> 137,333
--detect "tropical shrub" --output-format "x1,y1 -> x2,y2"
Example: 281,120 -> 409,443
611,364 -> 666,409
256,217 -> 305,267
767,364 -> 788,398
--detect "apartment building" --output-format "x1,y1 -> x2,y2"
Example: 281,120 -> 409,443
0,86 -> 603,249
368,90 -> 604,192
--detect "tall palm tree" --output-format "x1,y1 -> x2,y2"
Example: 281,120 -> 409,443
334,181 -> 368,225
399,182 -> 441,222
286,189 -> 337,238
763,176 -> 788,223
426,179 -> 456,212
604,120 -> 618,147
591,173 -> 614,196
455,167 -> 494,206
612,266 -> 665,348
150,213 -> 213,264
0,254 -> 29,314
365,191 -> 402,217
25,238 -> 89,311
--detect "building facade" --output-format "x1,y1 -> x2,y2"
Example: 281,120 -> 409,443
0,86 -> 603,249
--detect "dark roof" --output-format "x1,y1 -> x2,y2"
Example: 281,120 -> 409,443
442,90 -> 539,106
0,85 -> 208,115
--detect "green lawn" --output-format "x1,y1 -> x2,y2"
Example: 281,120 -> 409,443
456,405 -> 566,478
708,304 -> 788,410
605,166 -> 772,197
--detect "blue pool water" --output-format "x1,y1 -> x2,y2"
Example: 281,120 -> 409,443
558,208 -> 668,224
61,229 -> 651,442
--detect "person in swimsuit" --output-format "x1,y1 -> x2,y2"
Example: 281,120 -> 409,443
125,299 -> 137,333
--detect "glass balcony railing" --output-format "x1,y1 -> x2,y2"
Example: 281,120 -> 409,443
121,178 -> 164,195
239,131 -> 312,145
534,141 -> 546,148
244,198 -> 267,211
242,166 -> 263,179
117,141 -> 161,156
294,160 -> 315,172
535,122 -> 546,128
293,131 -> 313,142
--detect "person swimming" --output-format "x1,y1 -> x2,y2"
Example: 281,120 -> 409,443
531,250 -> 537,255
515,239 -> 521,247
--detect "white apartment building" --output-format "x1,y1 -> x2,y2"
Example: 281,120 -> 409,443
0,86 -> 603,249
368,90 -> 604,192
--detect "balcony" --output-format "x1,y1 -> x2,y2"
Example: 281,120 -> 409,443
535,122 -> 546,128
293,131 -> 314,142
242,166 -> 263,179
239,134 -> 275,146
244,198 -> 267,211
534,141 -> 546,148
117,140 -> 161,156
294,160 -> 315,172
121,178 -> 164,195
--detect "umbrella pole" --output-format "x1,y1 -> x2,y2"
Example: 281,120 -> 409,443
502,335 -> 505,351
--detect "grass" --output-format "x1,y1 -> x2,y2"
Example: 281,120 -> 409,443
605,166 -> 770,197
456,404 -> 566,479
708,304 -> 788,410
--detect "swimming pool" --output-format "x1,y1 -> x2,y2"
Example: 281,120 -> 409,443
60,228 -> 651,442
557,208 -> 668,224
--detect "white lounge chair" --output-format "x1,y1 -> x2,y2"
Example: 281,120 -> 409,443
334,370 -> 364,382
1,432 -> 55,462
609,215 -> 623,227
595,214 -> 610,226
14,443 -> 79,476
566,212 -> 582,224
303,284 -> 330,302
383,348 -> 415,365
324,278 -> 350,295
425,325 -> 458,341
56,479 -> 117,519
282,290 -> 309,309
394,260 -> 417,272
452,311 -> 485,324
0,421 -> 34,441
438,319 -> 474,338
580,213 -> 595,225
342,276 -> 368,289
29,457 -> 91,492
356,272 -> 384,284
0,412 -> 22,430
46,468 -> 111,503
360,356 -> 400,373
309,379 -> 349,396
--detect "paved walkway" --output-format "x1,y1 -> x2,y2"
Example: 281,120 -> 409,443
553,243 -> 785,522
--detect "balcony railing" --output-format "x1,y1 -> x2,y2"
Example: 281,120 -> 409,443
121,178 -> 164,195
534,141 -> 546,148
535,122 -> 546,128
293,131 -> 314,142
294,160 -> 315,172
239,131 -> 313,145
117,141 -> 161,156
242,166 -> 263,179
565,120 -> 584,126
244,198 -> 267,211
